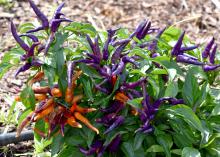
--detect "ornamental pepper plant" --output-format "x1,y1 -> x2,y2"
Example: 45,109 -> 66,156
1,0 -> 220,156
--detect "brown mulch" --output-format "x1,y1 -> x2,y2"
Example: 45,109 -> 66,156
0,0 -> 220,155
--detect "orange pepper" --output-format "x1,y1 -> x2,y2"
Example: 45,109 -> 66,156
72,95 -> 83,104
111,75 -> 117,86
130,107 -> 139,116
15,95 -> 21,101
70,102 -> 77,113
67,116 -> 82,128
51,88 -> 62,97
75,105 -> 96,114
35,94 -> 47,101
28,71 -> 44,85
74,112 -> 99,134
115,92 -> 129,103
34,103 -> 54,121
16,112 -> 34,137
34,127 -> 46,138
65,87 -> 73,103
35,98 -> 54,113
32,86 -> 50,94
72,71 -> 82,83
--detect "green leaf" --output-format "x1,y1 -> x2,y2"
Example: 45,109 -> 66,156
65,129 -> 85,146
151,56 -> 183,80
156,134 -> 173,157
18,108 -> 32,126
79,63 -> 102,79
167,105 -> 203,132
164,81 -> 178,97
57,146 -> 84,157
181,147 -> 201,157
211,104 -> 220,116
51,134 -> 64,156
133,132 -> 146,150
20,86 -> 36,110
146,145 -> 164,153
182,69 -> 200,107
121,142 -> 135,157
80,76 -> 93,101
52,33 -> 68,77
151,68 -> 168,75
65,22 -> 97,37
18,22 -> 35,33
148,76 -> 160,98
43,65 -> 55,87
0,62 -> 13,79
127,97 -> 143,109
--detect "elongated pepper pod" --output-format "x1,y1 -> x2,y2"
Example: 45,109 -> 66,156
171,31 -> 185,56
202,37 -> 215,59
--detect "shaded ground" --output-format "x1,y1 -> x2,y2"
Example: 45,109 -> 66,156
0,0 -> 220,155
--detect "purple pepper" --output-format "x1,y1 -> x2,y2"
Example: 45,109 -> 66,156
50,18 -> 72,33
38,45 -> 45,54
20,42 -> 40,61
202,37 -> 215,59
111,41 -> 130,64
112,59 -> 125,75
203,64 -> 220,72
130,20 -> 148,39
180,45 -> 199,52
181,53 -> 198,60
123,77 -> 146,89
53,2 -> 65,19
27,0 -> 49,33
148,27 -> 166,51
11,21 -> 30,52
111,38 -> 131,47
44,33 -> 55,55
100,100 -> 124,113
79,140 -> 103,156
122,56 -> 139,67
176,54 -> 204,65
86,52 -> 101,64
136,119 -> 152,133
86,35 -> 96,54
19,34 -> 39,42
171,31 -> 185,56
95,84 -> 110,94
128,89 -> 142,98
209,44 -> 218,64
104,116 -> 125,134
31,58 -> 44,66
136,20 -> 151,40
94,35 -> 102,59
67,61 -> 74,87
153,97 -> 184,110
15,63 -> 32,77
74,59 -> 95,64
151,52 -> 160,58
107,134 -> 122,152
96,113 -> 117,126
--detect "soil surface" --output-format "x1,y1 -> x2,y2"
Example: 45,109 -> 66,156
0,0 -> 220,155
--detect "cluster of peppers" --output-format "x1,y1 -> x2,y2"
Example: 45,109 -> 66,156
15,70 -> 99,137
10,0 -> 220,156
